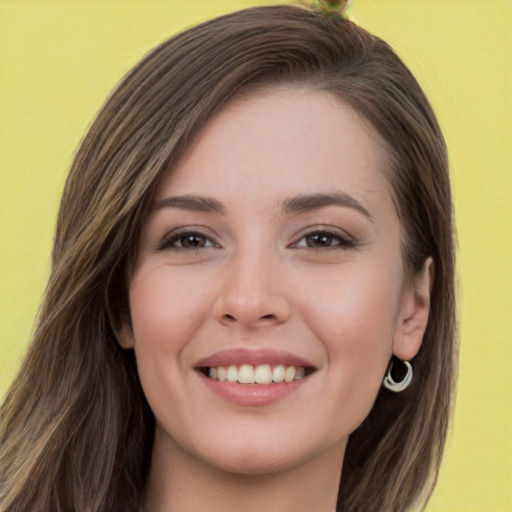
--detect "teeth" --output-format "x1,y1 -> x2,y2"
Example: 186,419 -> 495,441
295,366 -> 306,380
272,364 -> 285,383
205,364 -> 308,384
238,364 -> 255,384
226,365 -> 239,383
284,365 -> 296,382
255,364 -> 272,384
217,366 -> 227,382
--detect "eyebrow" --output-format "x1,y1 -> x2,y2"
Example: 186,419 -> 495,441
153,191 -> 373,222
282,192 -> 374,222
154,195 -> 226,214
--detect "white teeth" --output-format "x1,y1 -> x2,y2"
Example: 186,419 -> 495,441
284,365 -> 296,382
238,364 -> 255,384
255,364 -> 272,384
226,365 -> 239,382
205,364 -> 308,384
217,366 -> 227,382
272,364 -> 285,383
295,366 -> 306,380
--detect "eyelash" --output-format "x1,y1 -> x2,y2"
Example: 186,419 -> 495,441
158,228 -> 356,252
158,229 -> 219,251
290,229 -> 356,250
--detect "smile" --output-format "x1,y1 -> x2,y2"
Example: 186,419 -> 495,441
199,364 -> 312,384
194,349 -> 317,406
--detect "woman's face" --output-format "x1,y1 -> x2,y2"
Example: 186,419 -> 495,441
121,88 -> 428,476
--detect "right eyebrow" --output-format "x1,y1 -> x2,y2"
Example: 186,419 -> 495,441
153,195 -> 226,214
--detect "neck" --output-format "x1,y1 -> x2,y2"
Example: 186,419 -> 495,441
143,427 -> 345,512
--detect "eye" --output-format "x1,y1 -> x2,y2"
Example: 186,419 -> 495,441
292,230 -> 356,250
158,230 -> 219,251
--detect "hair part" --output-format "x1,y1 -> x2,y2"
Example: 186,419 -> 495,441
1,5 -> 456,511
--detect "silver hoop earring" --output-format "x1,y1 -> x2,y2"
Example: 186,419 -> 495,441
383,360 -> 413,393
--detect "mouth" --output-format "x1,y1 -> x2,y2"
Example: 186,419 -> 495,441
194,349 -> 317,406
197,363 -> 315,385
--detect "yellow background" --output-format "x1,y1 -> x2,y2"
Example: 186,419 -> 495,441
1,1 -> 510,510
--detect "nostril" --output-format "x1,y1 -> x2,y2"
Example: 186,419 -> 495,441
222,313 -> 277,323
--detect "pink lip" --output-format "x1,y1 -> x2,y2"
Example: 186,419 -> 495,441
194,348 -> 316,369
197,372 -> 310,407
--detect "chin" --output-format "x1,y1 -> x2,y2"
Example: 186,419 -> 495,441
183,426 -> 344,477
202,448 -> 311,477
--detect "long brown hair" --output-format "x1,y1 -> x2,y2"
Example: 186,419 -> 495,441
0,5 -> 456,511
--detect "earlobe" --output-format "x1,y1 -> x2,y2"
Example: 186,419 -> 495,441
117,324 -> 135,349
393,257 -> 433,361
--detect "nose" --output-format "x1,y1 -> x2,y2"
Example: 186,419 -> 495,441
213,247 -> 291,328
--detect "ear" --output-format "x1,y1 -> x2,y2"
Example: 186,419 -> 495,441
393,258 -> 433,361
117,324 -> 135,349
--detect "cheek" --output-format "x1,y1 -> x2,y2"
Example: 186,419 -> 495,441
294,262 -> 401,426
127,266 -> 218,439
298,260 -> 401,349
128,266 -> 213,379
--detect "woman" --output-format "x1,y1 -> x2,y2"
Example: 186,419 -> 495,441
0,2 -> 456,511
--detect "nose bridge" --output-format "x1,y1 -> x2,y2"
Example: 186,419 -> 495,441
214,238 -> 290,327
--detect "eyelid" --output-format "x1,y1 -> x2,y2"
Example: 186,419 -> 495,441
289,225 -> 357,249
157,226 -> 221,251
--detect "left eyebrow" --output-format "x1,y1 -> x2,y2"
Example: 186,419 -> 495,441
281,192 -> 374,223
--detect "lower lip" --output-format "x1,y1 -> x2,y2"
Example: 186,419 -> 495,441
197,371 -> 309,407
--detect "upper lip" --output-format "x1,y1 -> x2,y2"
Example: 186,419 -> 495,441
195,348 -> 317,369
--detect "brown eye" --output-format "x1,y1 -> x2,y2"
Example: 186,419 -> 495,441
305,233 -> 337,248
180,234 -> 209,248
159,231 -> 218,251
293,230 -> 356,250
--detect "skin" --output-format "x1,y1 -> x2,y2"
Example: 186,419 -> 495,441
120,88 -> 432,512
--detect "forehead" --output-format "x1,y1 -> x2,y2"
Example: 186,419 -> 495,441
157,88 -> 394,217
